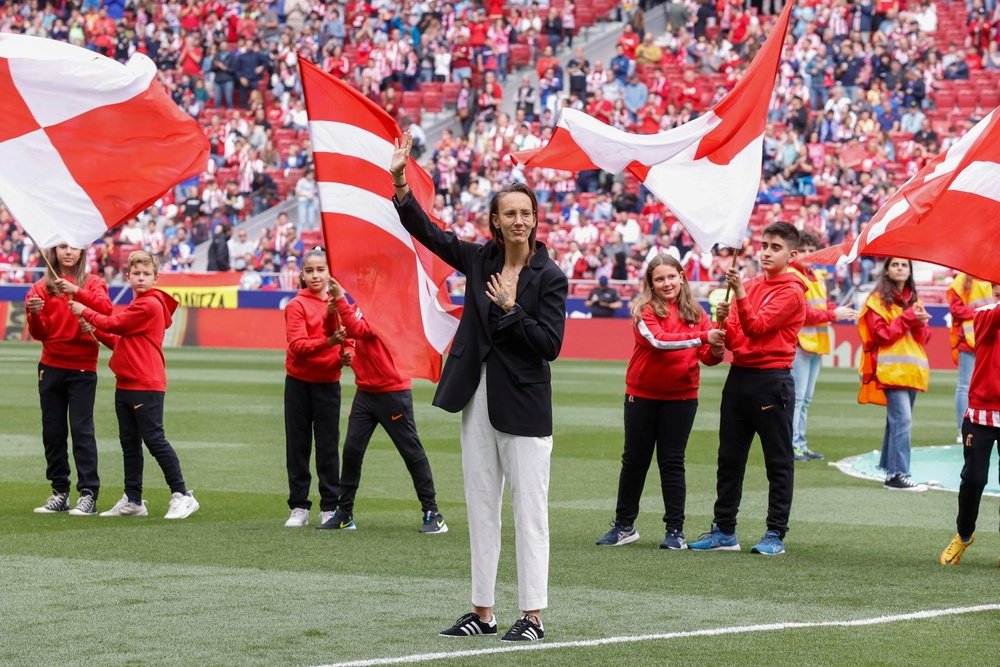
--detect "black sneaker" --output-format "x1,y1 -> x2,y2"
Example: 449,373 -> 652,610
501,615 -> 544,642
884,474 -> 927,492
419,510 -> 448,534
439,612 -> 497,637
34,490 -> 69,514
803,449 -> 825,460
316,507 -> 356,530
659,527 -> 687,550
68,490 -> 97,516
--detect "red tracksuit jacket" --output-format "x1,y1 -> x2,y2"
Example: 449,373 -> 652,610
725,271 -> 806,369
626,303 -> 722,401
284,289 -> 349,384
332,296 -> 410,393
968,301 -> 1000,424
25,275 -> 112,372
80,288 -> 178,392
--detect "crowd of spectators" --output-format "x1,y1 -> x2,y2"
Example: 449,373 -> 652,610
2,0 -> 1000,306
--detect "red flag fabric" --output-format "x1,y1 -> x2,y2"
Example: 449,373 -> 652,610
798,240 -> 853,266
510,2 -> 793,251
0,35 -> 209,248
845,109 -> 1000,282
299,57 -> 460,383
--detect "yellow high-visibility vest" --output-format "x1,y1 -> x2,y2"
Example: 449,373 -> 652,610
858,293 -> 929,405
790,266 -> 830,355
948,273 -> 993,362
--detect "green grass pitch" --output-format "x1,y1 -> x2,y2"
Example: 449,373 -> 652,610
0,343 -> 997,666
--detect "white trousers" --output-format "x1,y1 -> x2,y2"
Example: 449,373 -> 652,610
461,366 -> 552,611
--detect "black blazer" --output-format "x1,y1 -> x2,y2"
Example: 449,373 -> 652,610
395,192 -> 568,437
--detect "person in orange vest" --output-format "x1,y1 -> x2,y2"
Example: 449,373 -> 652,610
788,232 -> 859,461
858,257 -> 931,492
946,272 -> 993,444
939,282 -> 1000,566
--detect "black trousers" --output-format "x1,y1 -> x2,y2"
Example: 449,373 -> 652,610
714,367 -> 795,538
339,389 -> 437,514
114,389 -> 187,503
284,375 -> 341,511
957,419 -> 1000,538
38,363 -> 100,497
615,395 -> 698,530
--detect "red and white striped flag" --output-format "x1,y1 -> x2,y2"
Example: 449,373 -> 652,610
845,108 -> 1000,282
0,35 -> 209,248
512,2 -> 793,252
299,57 -> 460,383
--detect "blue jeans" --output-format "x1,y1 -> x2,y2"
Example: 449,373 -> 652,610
955,350 -> 974,432
791,347 -> 823,452
297,198 -> 317,232
214,80 -> 234,108
879,389 -> 916,477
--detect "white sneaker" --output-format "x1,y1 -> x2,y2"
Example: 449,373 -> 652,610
164,492 -> 200,519
100,494 -> 149,517
319,510 -> 335,525
956,433 -> 963,444
285,508 -> 310,527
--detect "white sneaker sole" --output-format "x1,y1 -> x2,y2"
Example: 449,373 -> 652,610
33,507 -> 68,514
690,544 -> 741,551
421,524 -> 449,534
284,520 -> 309,528
68,509 -> 97,517
598,531 -> 640,546
884,485 -> 928,492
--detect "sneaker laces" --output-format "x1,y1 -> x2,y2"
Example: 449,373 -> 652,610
76,494 -> 96,513
43,493 -> 67,510
508,615 -> 539,636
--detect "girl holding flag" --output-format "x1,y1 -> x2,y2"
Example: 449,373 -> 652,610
595,254 -> 724,549
857,257 -> 931,492
25,243 -> 112,516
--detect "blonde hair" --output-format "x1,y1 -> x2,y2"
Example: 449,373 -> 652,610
631,254 -> 703,324
127,250 -> 159,276
44,244 -> 88,297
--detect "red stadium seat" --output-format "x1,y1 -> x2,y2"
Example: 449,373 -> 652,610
979,89 -> 1000,108
422,91 -> 444,113
509,44 -> 532,68
401,91 -> 422,108
442,82 -> 462,106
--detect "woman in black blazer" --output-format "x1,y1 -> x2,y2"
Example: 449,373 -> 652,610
390,133 -> 568,642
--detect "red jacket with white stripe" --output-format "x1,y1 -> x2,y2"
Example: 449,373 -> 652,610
284,289 -> 349,384
967,301 -> 1000,425
725,272 -> 806,369
626,303 -> 722,401
332,295 -> 410,393
25,275 -> 112,372
80,289 -> 178,391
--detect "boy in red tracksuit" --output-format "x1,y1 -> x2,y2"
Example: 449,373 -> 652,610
71,251 -> 199,520
939,283 -> 1000,566
689,222 -> 806,556
317,278 -> 447,534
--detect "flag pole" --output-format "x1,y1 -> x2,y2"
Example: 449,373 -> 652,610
23,231 -> 99,343
716,248 -> 740,328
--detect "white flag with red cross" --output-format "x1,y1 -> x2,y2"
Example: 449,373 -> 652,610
512,2 -> 793,252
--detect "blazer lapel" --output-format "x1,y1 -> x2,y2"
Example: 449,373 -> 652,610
515,244 -> 547,301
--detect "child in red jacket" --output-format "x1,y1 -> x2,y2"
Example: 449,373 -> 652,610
281,249 -> 351,528
317,278 -> 447,533
25,243 -> 112,516
939,282 -> 1000,566
595,254 -> 724,549
689,222 -> 806,556
71,251 -> 199,520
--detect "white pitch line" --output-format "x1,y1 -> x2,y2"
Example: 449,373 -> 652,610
315,604 -> 1000,667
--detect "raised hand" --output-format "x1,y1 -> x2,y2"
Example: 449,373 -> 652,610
390,132 -> 412,181
485,273 -> 515,313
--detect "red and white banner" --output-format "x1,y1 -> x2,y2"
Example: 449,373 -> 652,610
845,109 -> 1000,282
512,3 -> 792,252
299,57 -> 460,382
0,34 -> 209,249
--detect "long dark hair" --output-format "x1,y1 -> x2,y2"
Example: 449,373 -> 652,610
631,254 -> 703,324
488,183 -> 538,253
45,244 -> 88,296
875,257 -> 918,309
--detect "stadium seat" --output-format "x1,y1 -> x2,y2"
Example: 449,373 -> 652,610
509,44 -> 532,68
422,91 -> 444,113
442,82 -> 461,106
979,89 -> 1000,108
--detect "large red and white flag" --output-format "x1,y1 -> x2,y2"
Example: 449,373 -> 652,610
512,2 -> 792,252
0,35 -> 208,248
299,57 -> 460,383
845,109 -> 1000,282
